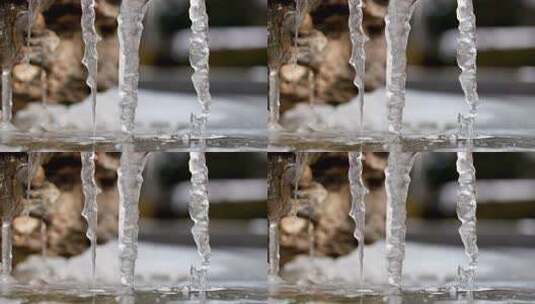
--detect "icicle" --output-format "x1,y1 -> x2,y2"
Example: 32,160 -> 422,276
348,152 -> 368,282
455,150 -> 478,289
455,0 -> 479,290
268,69 -> 281,129
117,145 -> 149,289
384,0 -> 417,135
1,68 -> 16,130
189,0 -> 211,118
81,0 -> 101,136
384,145 -> 417,289
80,152 -> 101,282
117,0 -> 150,136
456,0 -> 479,123
1,221 -> 12,281
188,151 -> 211,292
348,0 -> 369,131
187,0 -> 212,292
268,222 -> 280,279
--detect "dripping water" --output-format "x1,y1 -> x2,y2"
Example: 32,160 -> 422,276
455,0 -> 479,290
384,0 -> 418,135
384,144 -> 417,289
348,152 -> 368,283
117,0 -> 150,136
117,145 -> 149,289
188,0 -> 212,293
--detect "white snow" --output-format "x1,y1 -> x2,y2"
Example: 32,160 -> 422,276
14,88 -> 266,133
15,241 -> 267,286
281,88 -> 535,133
283,241 -> 535,288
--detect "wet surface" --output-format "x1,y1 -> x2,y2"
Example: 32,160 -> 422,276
0,281 -> 534,303
4,129 -> 535,152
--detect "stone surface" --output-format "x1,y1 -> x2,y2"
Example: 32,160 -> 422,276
4,0 -> 119,112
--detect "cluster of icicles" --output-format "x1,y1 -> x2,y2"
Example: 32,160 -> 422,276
0,0 -> 482,295
0,0 -> 213,295
268,0 -> 480,292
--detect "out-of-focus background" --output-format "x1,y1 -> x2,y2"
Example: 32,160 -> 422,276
409,0 -> 535,95
140,152 -> 267,248
408,153 -> 535,247
140,0 -> 267,96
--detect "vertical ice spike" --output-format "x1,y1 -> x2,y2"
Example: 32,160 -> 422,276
80,152 -> 101,283
81,0 -> 101,136
348,151 -> 368,282
455,0 -> 479,290
384,0 -> 417,135
384,144 -> 417,289
117,145 -> 149,289
348,0 -> 369,130
188,151 -> 211,291
117,0 -> 150,135
188,0 -> 212,293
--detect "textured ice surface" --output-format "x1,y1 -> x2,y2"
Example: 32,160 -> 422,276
80,0 -> 100,133
348,0 -> 368,129
80,152 -> 101,282
456,151 -> 479,289
188,152 -> 211,291
117,147 -> 149,288
384,0 -> 417,134
348,152 -> 368,282
384,147 -> 417,288
117,0 -> 150,134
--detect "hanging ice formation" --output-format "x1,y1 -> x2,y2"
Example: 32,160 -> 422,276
455,0 -> 479,290
188,0 -> 212,293
384,145 -> 417,289
117,0 -> 150,136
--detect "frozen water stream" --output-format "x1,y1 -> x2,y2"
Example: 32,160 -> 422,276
117,146 -> 149,289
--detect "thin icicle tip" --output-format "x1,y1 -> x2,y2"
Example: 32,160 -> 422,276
348,151 -> 368,281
